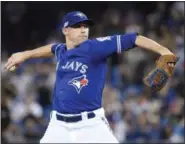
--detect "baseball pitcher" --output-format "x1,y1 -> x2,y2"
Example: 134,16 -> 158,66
5,11 -> 178,143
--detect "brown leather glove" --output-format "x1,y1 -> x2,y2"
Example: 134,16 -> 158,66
143,54 -> 179,91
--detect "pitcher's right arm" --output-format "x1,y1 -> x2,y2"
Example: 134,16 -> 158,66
4,43 -> 58,71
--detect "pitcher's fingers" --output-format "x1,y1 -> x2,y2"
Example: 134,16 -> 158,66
5,57 -> 13,67
4,61 -> 12,69
171,63 -> 175,67
4,62 -> 9,69
168,63 -> 175,67
167,63 -> 171,67
6,62 -> 15,70
5,56 -> 15,68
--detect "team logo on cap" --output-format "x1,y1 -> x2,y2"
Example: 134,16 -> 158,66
68,75 -> 89,94
74,12 -> 85,18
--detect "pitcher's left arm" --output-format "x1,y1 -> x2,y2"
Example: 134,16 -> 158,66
135,35 -> 174,56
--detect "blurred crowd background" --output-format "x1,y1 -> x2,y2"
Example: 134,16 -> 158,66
1,1 -> 184,143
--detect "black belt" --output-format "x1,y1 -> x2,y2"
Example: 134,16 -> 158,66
56,112 -> 96,123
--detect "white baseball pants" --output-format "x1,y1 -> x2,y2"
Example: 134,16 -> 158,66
40,108 -> 119,143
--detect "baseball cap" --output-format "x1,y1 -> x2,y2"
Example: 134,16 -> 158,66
59,11 -> 95,29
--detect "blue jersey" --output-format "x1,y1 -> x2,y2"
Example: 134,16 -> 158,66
51,33 -> 138,114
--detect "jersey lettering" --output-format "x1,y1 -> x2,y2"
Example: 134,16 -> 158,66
80,65 -> 88,74
75,62 -> 83,71
61,61 -> 88,74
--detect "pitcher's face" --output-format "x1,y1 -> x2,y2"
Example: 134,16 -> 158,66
63,23 -> 89,46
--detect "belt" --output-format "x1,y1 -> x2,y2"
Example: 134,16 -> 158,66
56,112 -> 96,123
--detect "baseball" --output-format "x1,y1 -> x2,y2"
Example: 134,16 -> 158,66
9,65 -> 17,71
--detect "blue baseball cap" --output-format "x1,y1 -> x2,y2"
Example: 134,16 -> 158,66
59,11 -> 95,29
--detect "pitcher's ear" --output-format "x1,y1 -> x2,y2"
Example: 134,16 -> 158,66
62,28 -> 67,35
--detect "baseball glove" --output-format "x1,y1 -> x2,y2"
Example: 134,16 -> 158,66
143,54 -> 179,91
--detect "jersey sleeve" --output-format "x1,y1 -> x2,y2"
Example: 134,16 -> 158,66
88,33 -> 138,60
51,43 -> 64,61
